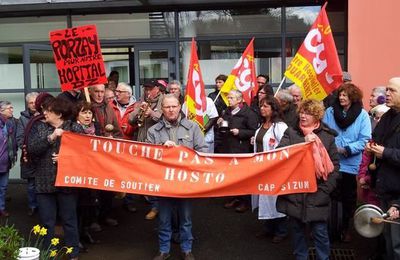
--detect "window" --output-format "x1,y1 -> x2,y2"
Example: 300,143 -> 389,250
179,9 -> 281,37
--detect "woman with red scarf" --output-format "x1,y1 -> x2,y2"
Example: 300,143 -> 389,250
277,99 -> 339,260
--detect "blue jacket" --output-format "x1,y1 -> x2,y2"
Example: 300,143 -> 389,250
323,107 -> 371,174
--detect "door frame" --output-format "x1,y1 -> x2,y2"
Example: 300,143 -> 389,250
22,44 -> 58,94
133,43 -> 176,98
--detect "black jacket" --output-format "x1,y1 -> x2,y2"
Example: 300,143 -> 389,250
276,123 -> 340,222
27,120 -> 83,194
16,110 -> 36,179
208,90 -> 227,117
371,108 -> 400,204
218,104 -> 259,154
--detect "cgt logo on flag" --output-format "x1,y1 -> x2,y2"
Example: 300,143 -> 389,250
220,38 -> 257,105
284,3 -> 343,101
184,39 -> 208,130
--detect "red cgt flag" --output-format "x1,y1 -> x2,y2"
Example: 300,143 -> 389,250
284,3 -> 343,100
184,38 -> 207,129
220,38 -> 257,105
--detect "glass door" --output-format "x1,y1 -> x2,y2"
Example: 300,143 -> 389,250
23,44 -> 60,94
134,43 -> 175,98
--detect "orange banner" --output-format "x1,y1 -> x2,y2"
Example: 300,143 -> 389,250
284,3 -> 342,100
56,132 -> 317,198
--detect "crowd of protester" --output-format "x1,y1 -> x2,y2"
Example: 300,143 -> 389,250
1,70 -> 400,260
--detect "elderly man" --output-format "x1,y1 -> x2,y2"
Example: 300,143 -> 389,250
89,84 -> 122,227
366,77 -> 400,260
168,80 -> 184,104
275,89 -> 298,128
90,84 -> 122,138
0,101 -> 17,217
105,88 -> 115,104
288,84 -> 303,107
129,79 -> 164,220
147,94 -> 207,260
16,92 -> 39,216
110,82 -> 138,213
110,82 -> 137,140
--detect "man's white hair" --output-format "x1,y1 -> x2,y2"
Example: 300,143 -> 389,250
25,92 -> 39,102
117,82 -> 132,95
276,89 -> 293,102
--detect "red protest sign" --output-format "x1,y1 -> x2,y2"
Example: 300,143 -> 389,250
49,24 -> 107,92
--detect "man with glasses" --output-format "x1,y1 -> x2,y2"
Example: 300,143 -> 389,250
110,82 -> 137,140
147,94 -> 207,260
110,83 -> 138,213
105,88 -> 115,104
0,101 -> 17,217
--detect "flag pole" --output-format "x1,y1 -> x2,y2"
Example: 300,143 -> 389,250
274,76 -> 286,97
213,90 -> 222,104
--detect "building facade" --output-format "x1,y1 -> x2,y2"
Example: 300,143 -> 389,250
0,0 -> 346,178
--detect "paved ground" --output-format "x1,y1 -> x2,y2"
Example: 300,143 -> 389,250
3,183 -> 376,260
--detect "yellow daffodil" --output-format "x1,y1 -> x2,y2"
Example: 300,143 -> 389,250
66,247 -> 73,254
50,250 -> 57,257
32,225 -> 41,235
39,227 -> 47,236
51,238 -> 59,246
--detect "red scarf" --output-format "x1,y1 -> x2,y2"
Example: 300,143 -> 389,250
299,122 -> 334,181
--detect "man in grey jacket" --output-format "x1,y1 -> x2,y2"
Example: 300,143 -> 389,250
147,94 -> 207,260
16,92 -> 39,216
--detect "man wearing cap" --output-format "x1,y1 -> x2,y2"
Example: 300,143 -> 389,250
129,79 -> 164,220
366,77 -> 400,260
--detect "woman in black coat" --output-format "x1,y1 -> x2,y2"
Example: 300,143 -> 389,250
276,99 -> 339,260
27,97 -> 83,260
217,90 -> 259,212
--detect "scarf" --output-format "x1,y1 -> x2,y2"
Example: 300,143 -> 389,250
299,122 -> 334,181
80,122 -> 96,135
332,101 -> 362,129
163,114 -> 182,144
92,102 -> 115,136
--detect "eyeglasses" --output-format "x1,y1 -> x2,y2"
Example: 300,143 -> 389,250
115,90 -> 128,94
1,106 -> 13,111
